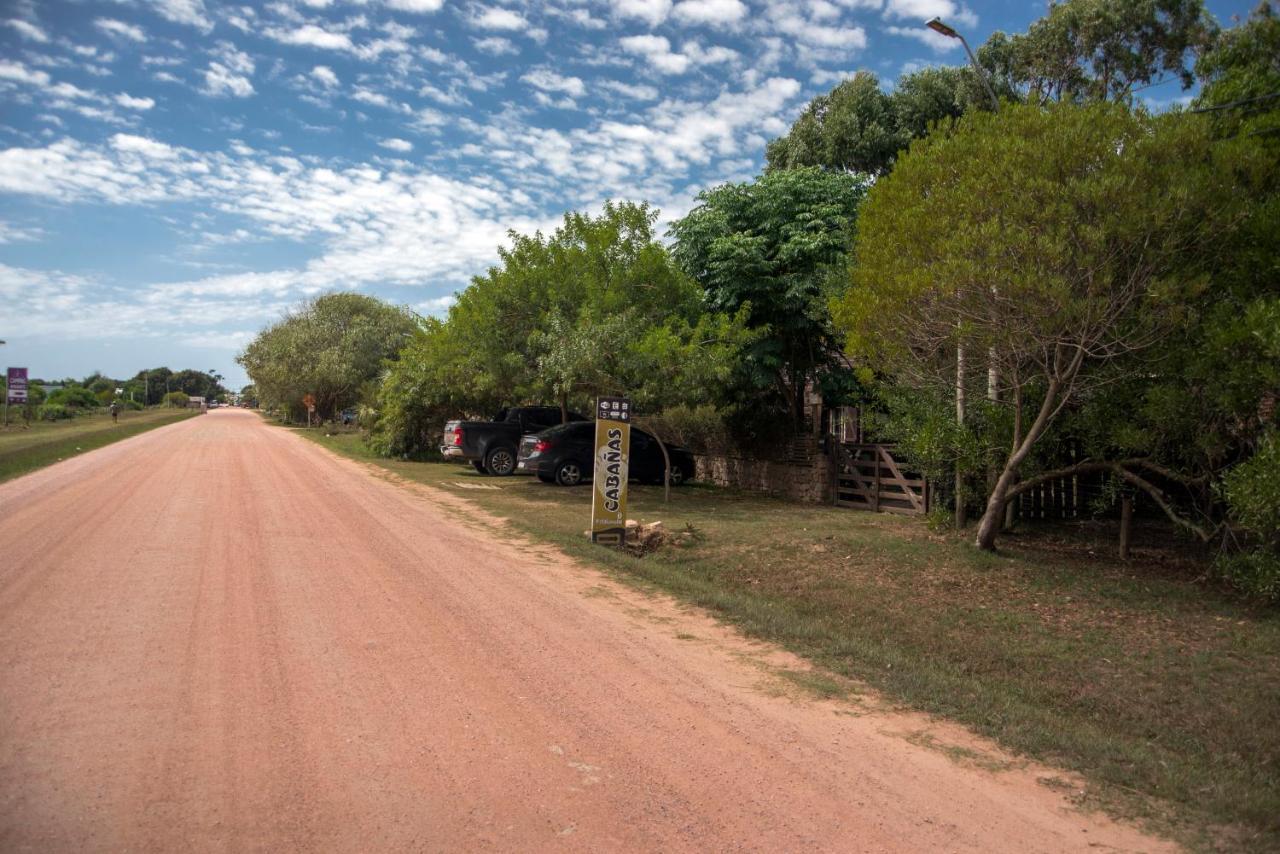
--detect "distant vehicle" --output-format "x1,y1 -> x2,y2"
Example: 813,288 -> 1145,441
441,406 -> 587,476
517,421 -> 694,487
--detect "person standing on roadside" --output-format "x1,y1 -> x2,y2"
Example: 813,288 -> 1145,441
109,401 -> 119,424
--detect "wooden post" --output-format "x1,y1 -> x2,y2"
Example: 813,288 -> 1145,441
873,448 -> 882,513
1119,495 -> 1133,560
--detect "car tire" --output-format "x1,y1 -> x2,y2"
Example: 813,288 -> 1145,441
667,463 -> 686,486
555,460 -> 584,487
484,445 -> 517,477
471,460 -> 487,474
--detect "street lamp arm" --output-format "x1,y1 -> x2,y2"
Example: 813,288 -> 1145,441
924,17 -> 1000,112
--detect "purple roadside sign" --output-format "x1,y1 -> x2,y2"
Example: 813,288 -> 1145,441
7,367 -> 28,405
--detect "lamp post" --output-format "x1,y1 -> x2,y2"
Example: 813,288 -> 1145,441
926,17 -> 1000,111
924,16 -> 1004,527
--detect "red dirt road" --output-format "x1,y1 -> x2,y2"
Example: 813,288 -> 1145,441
0,410 -> 1170,852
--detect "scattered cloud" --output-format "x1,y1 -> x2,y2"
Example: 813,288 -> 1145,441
95,18 -> 148,43
311,65 -> 339,88
5,19 -> 49,43
473,36 -> 518,56
115,93 -> 157,110
672,0 -> 748,28
379,137 -> 414,152
613,0 -> 673,27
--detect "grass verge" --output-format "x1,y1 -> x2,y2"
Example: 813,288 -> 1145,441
306,428 -> 1280,851
0,409 -> 200,483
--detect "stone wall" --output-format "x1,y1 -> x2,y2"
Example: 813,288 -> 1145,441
693,436 -> 832,504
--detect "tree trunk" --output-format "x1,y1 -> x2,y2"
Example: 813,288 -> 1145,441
975,368 -> 1070,551
955,345 -> 966,528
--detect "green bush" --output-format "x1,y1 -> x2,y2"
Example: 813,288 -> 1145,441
640,405 -> 738,457
1216,435 -> 1280,603
1214,550 -> 1280,603
37,404 -> 74,421
163,391 -> 190,408
1223,434 -> 1280,543
46,386 -> 98,409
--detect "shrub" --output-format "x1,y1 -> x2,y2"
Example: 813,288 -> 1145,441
37,404 -> 73,421
46,385 -> 98,409
1214,550 -> 1280,604
163,391 -> 190,408
1223,434 -> 1280,544
1216,435 -> 1280,603
640,405 -> 738,457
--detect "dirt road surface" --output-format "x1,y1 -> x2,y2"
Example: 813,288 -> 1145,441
0,410 -> 1171,852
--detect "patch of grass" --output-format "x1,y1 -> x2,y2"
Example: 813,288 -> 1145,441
0,409 -> 200,483
306,431 -> 1280,851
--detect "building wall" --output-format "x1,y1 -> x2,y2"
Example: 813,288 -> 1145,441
692,436 -> 832,505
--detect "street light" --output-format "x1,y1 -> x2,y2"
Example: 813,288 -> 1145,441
925,17 -> 1000,111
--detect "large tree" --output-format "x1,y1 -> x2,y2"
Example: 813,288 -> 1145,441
1000,0 -> 1218,103
837,101 -> 1258,551
369,202 -> 748,456
238,292 -> 415,421
669,166 -> 868,432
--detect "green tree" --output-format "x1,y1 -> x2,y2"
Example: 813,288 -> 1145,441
837,101 -> 1257,551
669,166 -> 869,432
370,202 -> 750,457
1003,0 -> 1218,103
238,292 -> 416,421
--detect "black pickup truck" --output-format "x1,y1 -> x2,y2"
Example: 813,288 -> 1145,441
441,406 -> 587,476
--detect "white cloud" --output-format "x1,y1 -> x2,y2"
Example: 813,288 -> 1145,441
521,68 -> 586,99
203,63 -> 254,97
311,65 -> 339,88
5,19 -> 49,42
598,79 -> 660,101
0,220 -> 45,244
115,93 -> 157,110
379,137 -> 414,152
147,0 -> 214,33
273,24 -> 354,51
473,36 -> 518,56
765,3 -> 869,49
95,18 -> 148,42
613,0 -> 672,27
811,67 -> 857,85
619,35 -> 690,75
672,0 -> 748,27
885,25 -> 960,52
472,6 -> 529,31
882,0 -> 977,29
110,133 -> 179,159
0,60 -> 52,87
384,0 -> 445,11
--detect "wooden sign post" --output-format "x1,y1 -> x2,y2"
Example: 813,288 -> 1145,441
303,393 -> 316,428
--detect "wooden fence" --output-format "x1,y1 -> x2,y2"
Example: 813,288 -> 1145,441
833,443 -> 928,515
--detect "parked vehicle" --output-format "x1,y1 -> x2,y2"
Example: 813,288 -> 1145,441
441,406 -> 587,476
517,421 -> 695,487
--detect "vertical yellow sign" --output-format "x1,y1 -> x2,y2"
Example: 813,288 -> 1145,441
591,396 -> 631,545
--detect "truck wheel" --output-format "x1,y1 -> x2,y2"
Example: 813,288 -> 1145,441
555,460 -> 584,486
484,446 -> 517,476
471,460 -> 487,474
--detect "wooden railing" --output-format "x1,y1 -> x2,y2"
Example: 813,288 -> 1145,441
833,443 -> 928,515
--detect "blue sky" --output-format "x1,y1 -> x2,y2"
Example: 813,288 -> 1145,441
0,0 -> 1254,389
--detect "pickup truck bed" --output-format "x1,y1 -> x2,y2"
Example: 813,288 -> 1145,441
441,406 -> 587,475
